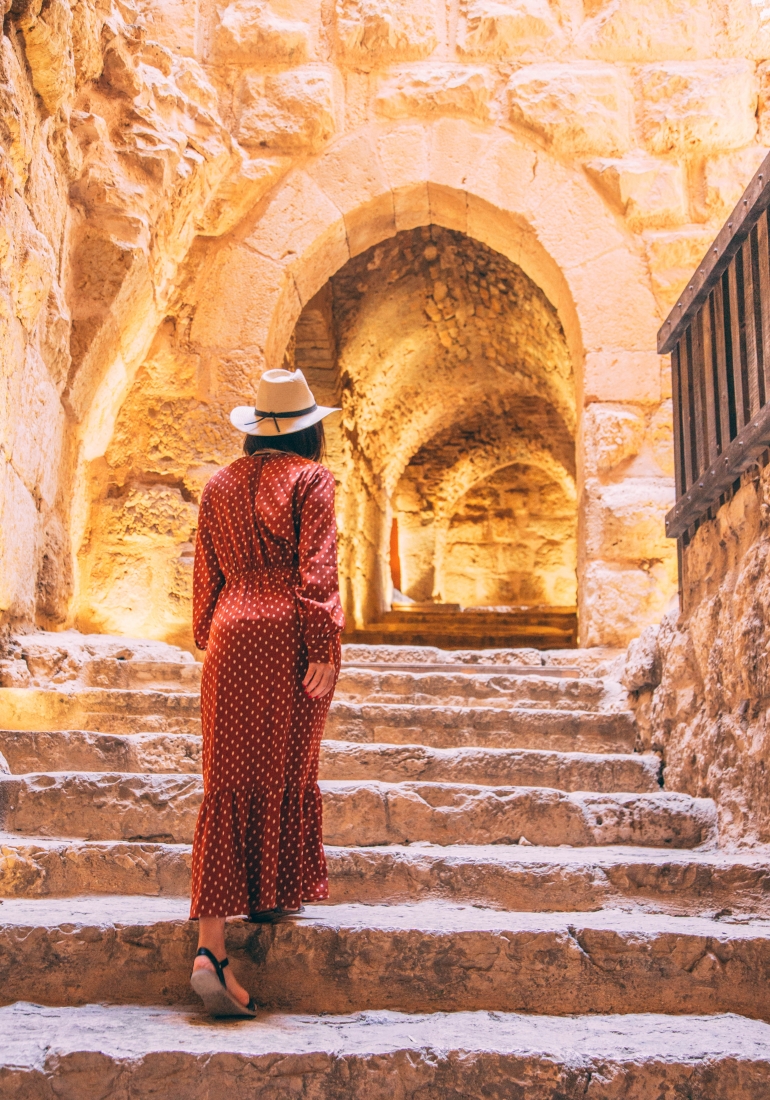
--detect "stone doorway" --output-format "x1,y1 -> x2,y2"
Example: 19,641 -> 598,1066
287,224 -> 576,633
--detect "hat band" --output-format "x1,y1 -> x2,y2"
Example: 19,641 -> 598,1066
249,403 -> 317,433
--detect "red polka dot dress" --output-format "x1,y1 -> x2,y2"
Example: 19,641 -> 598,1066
189,452 -> 345,919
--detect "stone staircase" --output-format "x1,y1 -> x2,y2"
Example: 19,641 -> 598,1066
1,633 -> 769,1096
343,603 -> 578,649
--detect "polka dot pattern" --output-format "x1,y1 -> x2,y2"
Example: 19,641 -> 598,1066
189,452 -> 345,919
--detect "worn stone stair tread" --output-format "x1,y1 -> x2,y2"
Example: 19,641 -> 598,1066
335,668 -> 611,707
2,836 -> 768,914
341,644 -> 622,676
3,1007 -> 765,1073
0,773 -> 715,848
327,703 -> 636,752
1,894 -> 766,936
0,729 -> 660,791
342,661 -> 585,677
2,897 -> 769,1016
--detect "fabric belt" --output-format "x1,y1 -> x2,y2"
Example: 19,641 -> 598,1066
224,565 -> 299,583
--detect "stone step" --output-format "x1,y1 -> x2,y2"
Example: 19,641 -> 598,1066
0,897 -> 767,1018
327,702 -> 636,752
343,607 -> 578,650
0,773 -> 717,848
0,688 -> 201,734
2,838 -> 768,917
3,1002 -> 769,1100
1,669 -> 619,724
0,692 -> 636,750
0,729 -> 660,792
335,667 -> 613,709
81,658 -> 202,691
342,644 -> 621,677
323,742 -> 658,791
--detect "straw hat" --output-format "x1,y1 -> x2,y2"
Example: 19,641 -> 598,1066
230,369 -> 339,436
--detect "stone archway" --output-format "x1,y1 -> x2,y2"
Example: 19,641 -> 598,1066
74,121 -> 670,648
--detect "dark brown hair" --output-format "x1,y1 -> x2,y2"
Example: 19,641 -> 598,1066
243,421 -> 325,463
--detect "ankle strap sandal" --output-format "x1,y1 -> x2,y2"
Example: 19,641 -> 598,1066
190,947 -> 257,1018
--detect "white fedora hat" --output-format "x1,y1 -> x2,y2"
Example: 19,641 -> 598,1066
230,368 -> 340,436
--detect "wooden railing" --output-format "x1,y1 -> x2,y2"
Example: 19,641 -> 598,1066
658,151 -> 770,547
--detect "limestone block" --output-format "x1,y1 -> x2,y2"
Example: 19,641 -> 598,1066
584,405 -> 646,475
645,229 -> 715,312
333,0 -> 439,66
377,126 -> 431,229
245,170 -> 349,305
507,64 -> 632,157
429,118 -> 491,198
0,37 -> 34,189
584,351 -> 662,404
566,247 -> 660,352
9,346 -> 63,509
70,0 -> 107,84
212,1 -> 309,64
458,0 -> 563,58
638,62 -> 757,156
0,463 -> 37,618
585,155 -> 688,231
100,488 -> 198,547
134,0 -> 199,56
375,66 -> 491,122
697,146 -> 769,224
196,156 -> 285,238
623,623 -> 662,692
7,212 -> 56,333
37,279 -> 71,391
189,245 -> 287,350
309,132 -> 395,258
16,0 -> 76,114
581,562 -> 673,648
100,37 -> 142,100
576,0 -> 718,62
584,478 -> 674,564
648,400 -> 675,479
237,68 -> 336,153
758,63 -> 770,144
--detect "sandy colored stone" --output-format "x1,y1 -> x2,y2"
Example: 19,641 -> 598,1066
633,461 -> 770,845
638,61 -> 758,155
576,0 -> 720,62
16,0 -> 76,113
212,0 -> 310,63
0,897 -> 768,1018
581,562 -> 675,649
375,66 -> 491,121
696,145 -> 769,223
458,0 -> 563,58
237,68 -> 336,152
583,406 -> 647,476
507,64 -> 632,157
586,155 -> 688,231
333,0 -> 439,65
3,1004 -> 770,1100
0,0 -> 767,652
644,228 -> 716,310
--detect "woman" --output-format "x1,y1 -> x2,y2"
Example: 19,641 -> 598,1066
189,368 -> 344,1017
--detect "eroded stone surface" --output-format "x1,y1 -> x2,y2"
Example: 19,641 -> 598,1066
0,897 -> 768,1018
0,773 -> 714,848
3,1004 -> 769,1100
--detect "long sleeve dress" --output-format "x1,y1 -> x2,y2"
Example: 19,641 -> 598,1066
189,451 -> 345,919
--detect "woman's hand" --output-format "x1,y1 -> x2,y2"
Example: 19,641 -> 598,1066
303,662 -> 335,699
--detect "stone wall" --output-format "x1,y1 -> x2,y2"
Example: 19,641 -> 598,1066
626,463 -> 770,845
4,0 -> 770,647
441,464 -> 577,608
